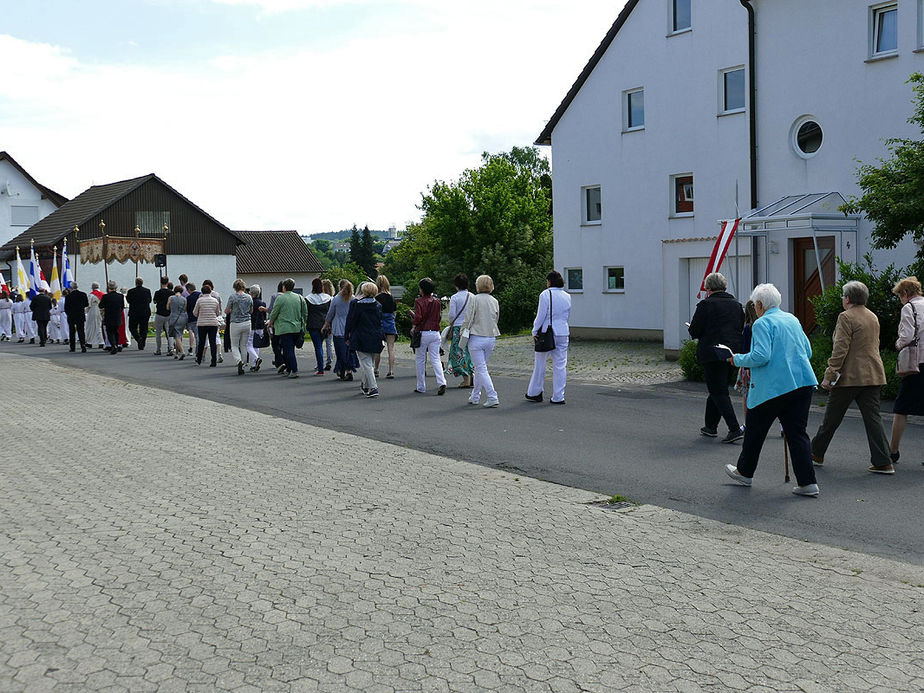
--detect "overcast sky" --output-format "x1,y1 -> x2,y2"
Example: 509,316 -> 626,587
0,0 -> 627,235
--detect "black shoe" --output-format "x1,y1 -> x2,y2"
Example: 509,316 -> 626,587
69,348 -> 75,352
81,347 -> 87,353
525,393 -> 543,403
437,384 -> 446,395
254,357 -> 262,373
700,426 -> 718,438
890,450 -> 900,464
278,364 -> 288,375
550,399 -> 565,405
325,363 -> 332,371
722,429 -> 744,444
29,338 -> 35,344
346,372 -> 353,381
209,362 -> 216,367
237,361 -> 245,375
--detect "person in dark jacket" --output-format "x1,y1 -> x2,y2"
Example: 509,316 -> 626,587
345,282 -> 384,397
30,288 -> 53,347
126,276 -> 152,349
64,281 -> 89,352
305,277 -> 332,375
99,281 -> 126,355
688,272 -> 745,443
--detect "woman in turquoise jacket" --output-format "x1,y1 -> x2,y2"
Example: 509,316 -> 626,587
723,283 -> 820,497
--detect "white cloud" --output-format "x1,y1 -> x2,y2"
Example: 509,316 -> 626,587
0,2 -> 625,233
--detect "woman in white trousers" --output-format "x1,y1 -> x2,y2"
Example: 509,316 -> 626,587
461,275 -> 501,407
411,277 -> 446,395
526,271 -> 572,405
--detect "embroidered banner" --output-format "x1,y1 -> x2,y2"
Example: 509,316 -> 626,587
79,237 -> 164,264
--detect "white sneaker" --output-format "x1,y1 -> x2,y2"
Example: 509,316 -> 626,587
483,399 -> 499,408
468,398 -> 479,405
792,483 -> 819,497
724,464 -> 752,487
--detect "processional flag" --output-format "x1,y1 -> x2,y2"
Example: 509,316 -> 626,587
50,252 -> 61,300
28,243 -> 46,299
0,271 -> 8,294
62,238 -> 74,289
15,248 -> 28,298
698,219 -> 740,299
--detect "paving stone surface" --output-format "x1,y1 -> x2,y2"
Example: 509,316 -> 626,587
1,353 -> 922,692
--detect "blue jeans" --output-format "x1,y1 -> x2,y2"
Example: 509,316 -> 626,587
278,333 -> 298,373
308,329 -> 325,372
333,335 -> 357,375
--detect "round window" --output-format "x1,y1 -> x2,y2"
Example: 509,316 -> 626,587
793,119 -> 823,157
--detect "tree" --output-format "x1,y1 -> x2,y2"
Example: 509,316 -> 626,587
382,146 -> 554,330
320,261 -> 369,293
360,226 -> 377,277
348,225 -> 362,266
842,73 -> 924,258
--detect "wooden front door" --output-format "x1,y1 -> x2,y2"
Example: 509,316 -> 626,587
793,236 -> 835,334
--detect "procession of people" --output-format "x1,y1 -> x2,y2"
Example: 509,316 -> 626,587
2,269 -> 921,500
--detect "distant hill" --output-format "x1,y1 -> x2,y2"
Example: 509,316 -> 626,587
307,229 -> 392,242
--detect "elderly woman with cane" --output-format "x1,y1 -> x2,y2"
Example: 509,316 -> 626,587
723,283 -> 820,497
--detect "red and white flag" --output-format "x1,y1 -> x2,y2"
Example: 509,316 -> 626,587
698,218 -> 740,298
0,271 -> 8,294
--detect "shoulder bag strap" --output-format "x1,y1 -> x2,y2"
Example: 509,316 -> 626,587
911,301 -> 919,345
546,289 -> 553,330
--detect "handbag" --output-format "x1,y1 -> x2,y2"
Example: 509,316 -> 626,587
410,330 -> 422,349
534,289 -> 556,353
256,329 -> 270,349
897,302 -> 921,378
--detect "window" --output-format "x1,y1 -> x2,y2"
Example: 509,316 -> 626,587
919,0 -> 924,49
871,3 -> 898,56
791,116 -> 823,158
10,205 -> 39,227
583,185 -> 602,224
720,67 -> 746,114
624,88 -> 645,131
605,267 -> 625,292
566,268 -> 583,292
671,0 -> 691,32
135,211 -> 171,235
671,174 -> 694,216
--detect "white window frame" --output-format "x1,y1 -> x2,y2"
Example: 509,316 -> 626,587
10,205 -> 39,227
669,0 -> 692,35
565,267 -> 584,293
917,0 -> 924,50
582,185 -> 602,225
670,173 -> 694,218
791,115 -> 824,159
623,88 -> 645,132
718,66 -> 746,115
604,266 -> 626,294
869,2 -> 899,59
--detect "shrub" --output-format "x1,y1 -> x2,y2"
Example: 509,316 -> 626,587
494,273 -> 549,334
880,350 -> 901,400
679,340 -> 704,381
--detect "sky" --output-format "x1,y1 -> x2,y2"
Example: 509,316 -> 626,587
0,0 -> 627,235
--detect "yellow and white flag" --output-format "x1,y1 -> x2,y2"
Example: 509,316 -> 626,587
50,252 -> 61,299
14,248 -> 28,298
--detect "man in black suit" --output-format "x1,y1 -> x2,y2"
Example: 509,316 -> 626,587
99,281 -> 125,355
688,272 -> 745,443
126,276 -> 152,349
64,281 -> 89,352
29,288 -> 53,347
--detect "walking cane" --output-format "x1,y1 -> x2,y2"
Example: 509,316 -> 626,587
782,429 -> 790,483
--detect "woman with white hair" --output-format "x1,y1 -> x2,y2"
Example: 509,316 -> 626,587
345,282 -> 384,397
724,283 -> 820,497
461,274 -> 501,407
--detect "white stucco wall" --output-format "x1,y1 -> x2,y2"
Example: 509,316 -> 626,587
0,161 -> 60,249
549,0 -> 749,336
753,0 -> 924,282
73,254 -> 237,295
238,272 -> 321,297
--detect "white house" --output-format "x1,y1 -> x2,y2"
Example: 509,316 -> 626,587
537,0 -> 923,355
0,152 -> 67,250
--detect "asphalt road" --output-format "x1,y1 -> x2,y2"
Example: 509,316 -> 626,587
6,340 -> 923,565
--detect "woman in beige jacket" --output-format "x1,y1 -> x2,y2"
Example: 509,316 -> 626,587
810,281 -> 893,473
461,274 -> 501,408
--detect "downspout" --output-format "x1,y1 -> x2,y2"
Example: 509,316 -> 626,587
739,0 -> 757,210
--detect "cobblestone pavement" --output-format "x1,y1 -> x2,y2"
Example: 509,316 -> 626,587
2,354 -> 922,692
393,336 -> 684,385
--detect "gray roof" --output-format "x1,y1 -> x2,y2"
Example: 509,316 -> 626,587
235,230 -> 325,275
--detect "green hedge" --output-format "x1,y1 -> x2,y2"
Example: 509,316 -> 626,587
679,340 -> 704,381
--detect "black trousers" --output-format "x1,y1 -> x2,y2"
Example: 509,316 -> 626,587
737,386 -> 816,487
703,360 -> 740,432
36,320 -> 49,345
69,320 -> 86,349
105,324 -> 121,352
197,325 -> 218,365
129,312 -> 150,348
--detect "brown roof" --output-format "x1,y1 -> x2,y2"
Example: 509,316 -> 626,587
0,173 -> 242,259
235,230 -> 325,275
535,0 -> 641,146
0,151 -> 69,207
